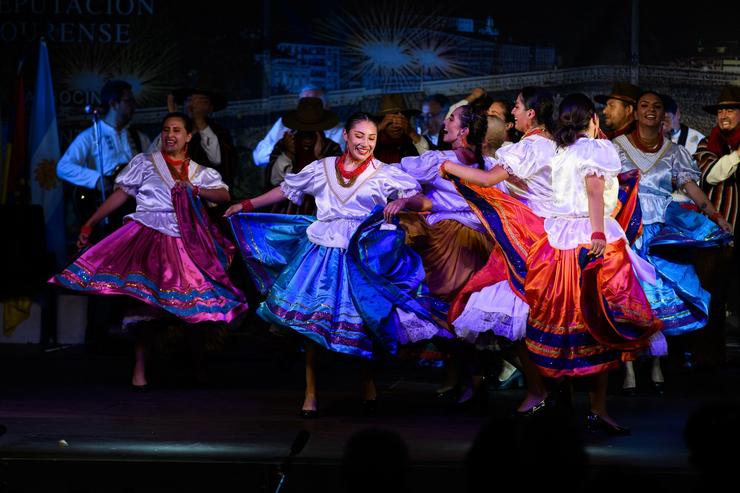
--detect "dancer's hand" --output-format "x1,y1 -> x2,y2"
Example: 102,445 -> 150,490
223,203 -> 244,217
588,238 -> 606,257
77,224 -> 92,249
384,198 -> 408,222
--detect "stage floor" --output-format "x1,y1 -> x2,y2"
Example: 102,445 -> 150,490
1,326 -> 739,492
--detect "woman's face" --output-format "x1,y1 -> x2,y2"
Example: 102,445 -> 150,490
342,120 -> 377,162
636,93 -> 665,131
161,117 -> 192,154
512,94 -> 534,133
443,106 -> 467,144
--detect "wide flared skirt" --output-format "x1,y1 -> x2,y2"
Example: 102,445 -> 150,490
51,220 -> 249,324
397,215 -> 494,303
636,202 -> 732,336
229,210 -> 448,359
525,238 -> 662,378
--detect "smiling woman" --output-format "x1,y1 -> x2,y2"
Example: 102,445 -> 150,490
613,90 -> 733,395
51,111 -> 246,389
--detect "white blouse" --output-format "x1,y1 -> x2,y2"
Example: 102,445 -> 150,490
543,138 -> 624,249
495,134 -> 558,219
280,157 -> 421,249
613,135 -> 701,225
114,152 -> 228,237
396,150 -> 494,232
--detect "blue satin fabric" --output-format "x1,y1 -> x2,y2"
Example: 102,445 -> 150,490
229,208 -> 441,358
636,202 -> 732,336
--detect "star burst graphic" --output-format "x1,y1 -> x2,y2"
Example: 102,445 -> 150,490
315,2 -> 466,90
52,20 -> 181,108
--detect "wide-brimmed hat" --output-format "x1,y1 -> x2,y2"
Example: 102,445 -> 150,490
594,82 -> 641,106
282,97 -> 339,131
376,93 -> 421,118
172,75 -> 228,112
703,85 -> 740,114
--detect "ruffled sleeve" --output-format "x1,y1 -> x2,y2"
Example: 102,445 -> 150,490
192,165 -> 228,191
576,139 -> 621,180
280,159 -> 321,205
381,163 -> 422,200
495,139 -> 538,179
670,144 -> 701,189
114,153 -> 149,196
397,151 -> 443,184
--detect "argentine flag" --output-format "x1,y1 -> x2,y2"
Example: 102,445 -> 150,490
29,39 -> 65,268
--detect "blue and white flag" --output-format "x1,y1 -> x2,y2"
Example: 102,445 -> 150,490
30,39 -> 65,268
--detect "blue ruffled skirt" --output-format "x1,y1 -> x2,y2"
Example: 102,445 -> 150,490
229,208 -> 447,358
636,202 -> 732,336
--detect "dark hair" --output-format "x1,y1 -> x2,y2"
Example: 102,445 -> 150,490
470,95 -> 494,114
455,104 -> 489,169
424,93 -> 451,110
662,94 -> 678,114
344,111 -> 377,132
161,111 -> 193,134
490,99 -> 521,143
554,93 -> 595,148
520,86 -> 555,134
637,90 -> 664,107
100,80 -> 132,114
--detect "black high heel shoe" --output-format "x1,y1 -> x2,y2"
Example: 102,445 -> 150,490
301,409 -> 319,419
515,396 -> 550,418
586,412 -> 631,436
435,386 -> 459,404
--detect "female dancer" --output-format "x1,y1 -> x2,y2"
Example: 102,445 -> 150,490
440,87 -> 557,413
225,112 -> 445,417
391,103 -> 500,406
613,91 -> 732,394
52,112 -> 248,389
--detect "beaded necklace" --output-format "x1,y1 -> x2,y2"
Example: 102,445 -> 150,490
335,152 -> 374,188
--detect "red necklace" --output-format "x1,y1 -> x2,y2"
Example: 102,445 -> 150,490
630,126 -> 664,153
162,153 -> 190,182
522,127 -> 546,139
336,152 -> 373,186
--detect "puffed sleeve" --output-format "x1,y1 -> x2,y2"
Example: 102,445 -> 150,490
114,153 -> 149,196
192,165 -> 228,191
381,163 -> 422,200
397,151 -> 443,184
495,139 -> 539,179
671,144 -> 701,189
576,139 -> 621,179
280,159 -> 321,205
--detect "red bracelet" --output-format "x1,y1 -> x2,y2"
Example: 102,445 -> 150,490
590,231 -> 606,241
709,211 -> 723,222
240,199 -> 255,212
80,224 -> 93,236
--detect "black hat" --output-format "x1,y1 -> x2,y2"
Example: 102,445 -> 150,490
594,82 -> 641,106
376,93 -> 421,118
703,85 -> 740,114
172,75 -> 228,112
282,97 -> 339,131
